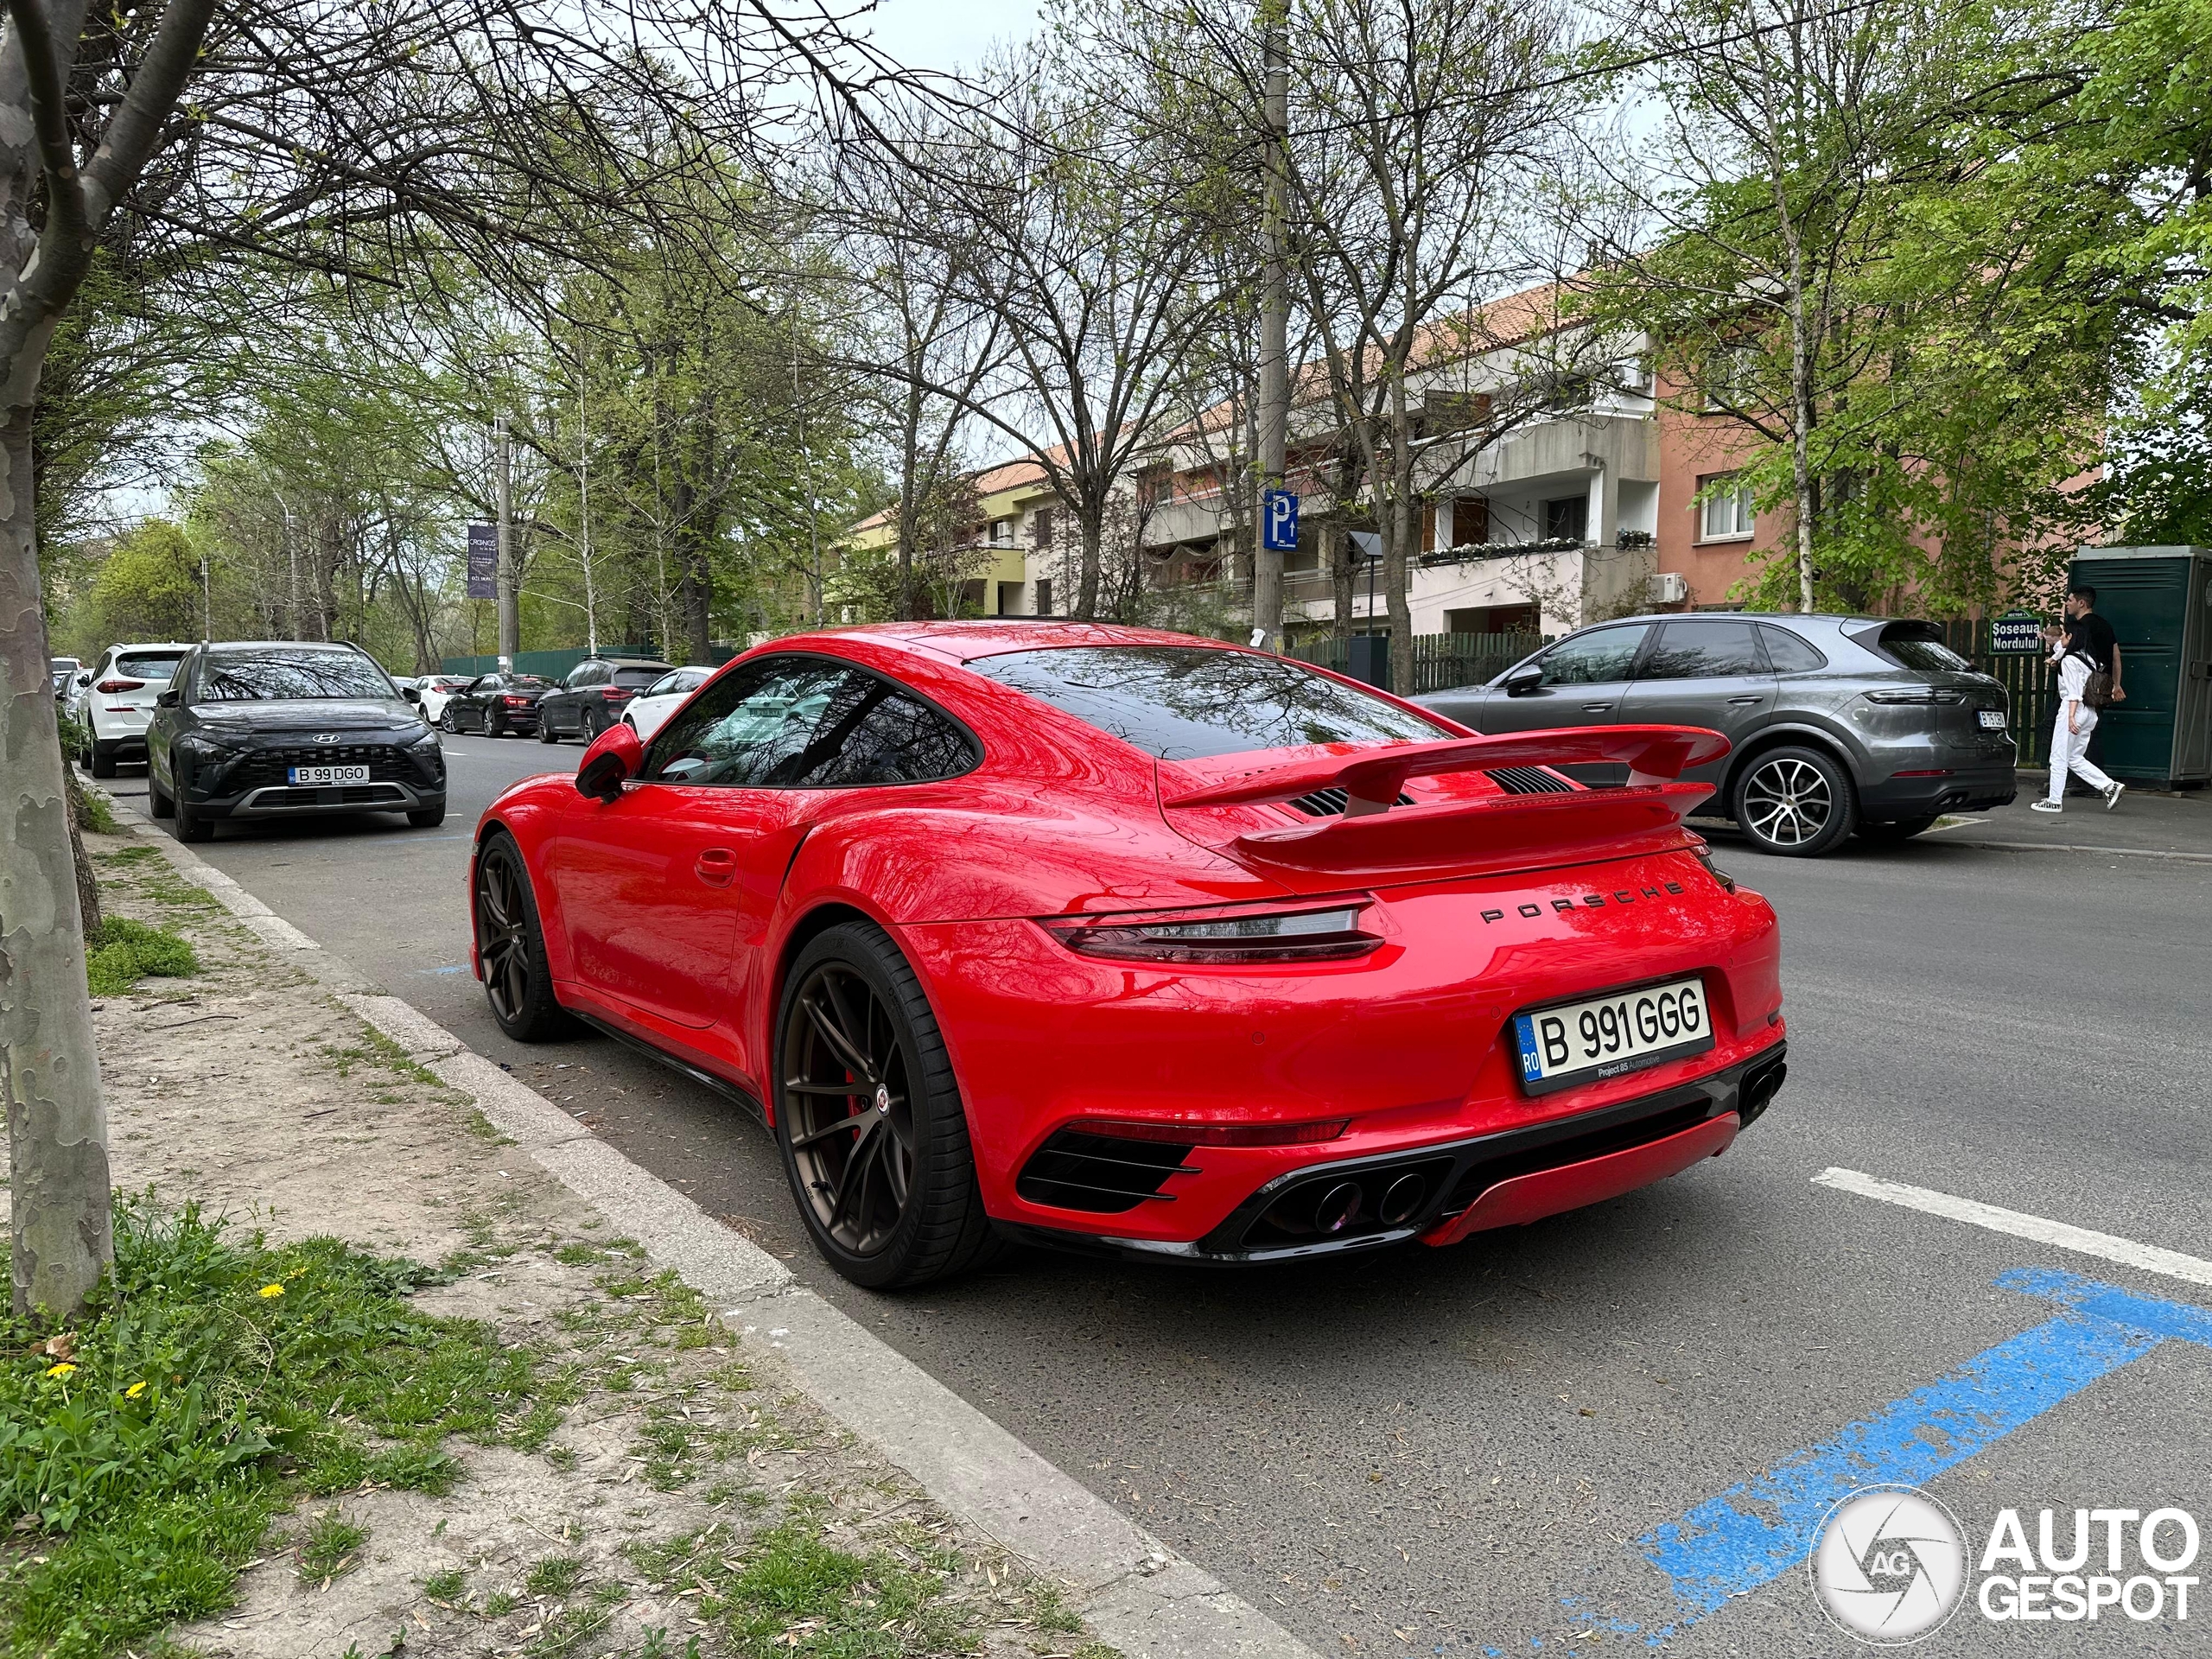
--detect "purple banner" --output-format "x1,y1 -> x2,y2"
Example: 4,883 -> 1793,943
466,522 -> 497,600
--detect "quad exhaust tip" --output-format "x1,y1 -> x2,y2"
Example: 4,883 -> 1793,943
1315,1182 -> 1363,1234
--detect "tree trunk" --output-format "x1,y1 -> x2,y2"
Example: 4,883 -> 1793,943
0,408 -> 112,1322
1787,251 -> 1817,614
1076,510 -> 1103,620
62,764 -> 101,938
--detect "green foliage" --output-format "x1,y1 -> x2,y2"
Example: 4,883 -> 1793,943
0,1198 -> 553,1658
296,1510 -> 369,1584
86,522 -> 205,646
84,918 -> 198,998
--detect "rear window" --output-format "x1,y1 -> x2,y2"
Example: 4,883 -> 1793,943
613,666 -> 672,688
115,652 -> 185,683
969,645 -> 1448,761
199,649 -> 397,702
507,677 -> 553,690
1873,625 -> 1973,674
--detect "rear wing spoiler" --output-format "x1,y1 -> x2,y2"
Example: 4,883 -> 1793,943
1162,727 -> 1731,814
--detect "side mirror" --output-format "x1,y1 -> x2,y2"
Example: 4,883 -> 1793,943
74,671 -> 91,686
1503,664 -> 1544,697
155,688 -> 180,708
575,721 -> 644,803
403,685 -> 422,703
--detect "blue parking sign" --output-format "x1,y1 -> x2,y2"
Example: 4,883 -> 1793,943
1262,488 -> 1299,551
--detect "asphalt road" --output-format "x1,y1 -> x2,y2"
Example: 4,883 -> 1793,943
105,741 -> 2212,1656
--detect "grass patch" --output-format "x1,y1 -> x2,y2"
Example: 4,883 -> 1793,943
0,1197 -> 562,1658
84,917 -> 198,997
423,1566 -> 467,1604
296,1510 -> 368,1584
627,1516 -> 971,1659
524,1554 -> 586,1598
74,791 -> 121,836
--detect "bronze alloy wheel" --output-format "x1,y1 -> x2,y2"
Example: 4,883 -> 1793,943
780,962 -> 918,1257
475,848 -> 532,1024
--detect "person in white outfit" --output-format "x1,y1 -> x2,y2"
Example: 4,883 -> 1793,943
2033,624 -> 2123,813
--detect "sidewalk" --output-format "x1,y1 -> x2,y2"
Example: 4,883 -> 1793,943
1931,775 -> 2212,861
24,783 -> 1316,1659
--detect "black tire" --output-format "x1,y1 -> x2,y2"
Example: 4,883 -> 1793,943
489,708 -> 507,740
538,715 -> 558,744
439,706 -> 457,733
1858,815 -> 1940,843
1732,746 -> 1857,857
474,833 -> 576,1042
174,793 -> 212,843
408,804 -> 448,829
575,707 -> 597,742
774,921 -> 1001,1289
89,740 -> 117,779
148,771 -> 175,817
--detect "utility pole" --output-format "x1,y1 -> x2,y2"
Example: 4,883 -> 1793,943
272,488 -> 299,640
199,550 -> 211,643
494,415 -> 518,668
1251,3 -> 1291,650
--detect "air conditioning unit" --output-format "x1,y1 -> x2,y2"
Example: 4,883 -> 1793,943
1647,570 -> 1689,605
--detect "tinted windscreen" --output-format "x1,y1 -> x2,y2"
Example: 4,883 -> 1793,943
115,652 -> 186,683
971,646 -> 1447,760
506,677 -> 552,690
199,650 -> 396,701
613,667 -> 671,688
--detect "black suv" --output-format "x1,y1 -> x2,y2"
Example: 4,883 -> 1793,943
146,642 -> 447,842
537,657 -> 676,743
1417,613 -> 2015,856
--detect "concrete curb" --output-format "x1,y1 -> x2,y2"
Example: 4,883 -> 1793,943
79,775 -> 1319,1659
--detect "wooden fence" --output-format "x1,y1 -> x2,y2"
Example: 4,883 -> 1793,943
1288,631 -> 1543,696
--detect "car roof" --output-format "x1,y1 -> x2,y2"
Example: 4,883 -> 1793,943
823,620 -> 1241,664
1582,612 -> 1885,635
105,641 -> 198,653
200,639 -> 377,654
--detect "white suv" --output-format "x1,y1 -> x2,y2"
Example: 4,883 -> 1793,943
67,642 -> 194,776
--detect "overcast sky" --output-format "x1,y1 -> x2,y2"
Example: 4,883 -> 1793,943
858,0 -> 1045,73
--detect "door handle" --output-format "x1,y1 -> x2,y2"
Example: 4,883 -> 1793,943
1726,695 -> 1766,705
1582,702 -> 1612,713
694,848 -> 737,887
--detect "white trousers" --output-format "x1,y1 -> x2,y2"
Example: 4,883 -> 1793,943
2047,706 -> 2114,804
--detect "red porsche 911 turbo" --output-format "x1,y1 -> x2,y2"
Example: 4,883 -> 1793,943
470,623 -> 1786,1287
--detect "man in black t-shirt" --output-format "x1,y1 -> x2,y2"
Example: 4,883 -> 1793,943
2062,583 -> 2123,790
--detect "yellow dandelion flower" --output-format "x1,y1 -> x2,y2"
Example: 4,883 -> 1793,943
43,1363 -> 76,1378
125,1381 -> 148,1399
257,1283 -> 285,1299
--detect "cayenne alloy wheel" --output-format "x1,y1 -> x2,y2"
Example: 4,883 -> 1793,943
473,836 -> 575,1041
775,923 -> 1001,1288
1735,747 -> 1855,857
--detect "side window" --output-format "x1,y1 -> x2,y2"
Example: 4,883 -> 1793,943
1537,624 -> 1650,686
467,676 -> 494,694
1758,625 -> 1828,674
1638,620 -> 1767,680
565,663 -> 600,689
643,658 -> 972,788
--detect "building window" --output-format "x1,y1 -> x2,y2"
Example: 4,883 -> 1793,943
1699,475 -> 1755,540
1703,345 -> 1757,410
1035,577 -> 1053,616
1451,496 -> 1490,547
990,518 -> 1012,546
1542,496 -> 1588,543
1031,506 -> 1053,548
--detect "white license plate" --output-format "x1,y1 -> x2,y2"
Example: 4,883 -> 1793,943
287,765 -> 370,785
1512,976 -> 1713,1095
1977,709 -> 2007,731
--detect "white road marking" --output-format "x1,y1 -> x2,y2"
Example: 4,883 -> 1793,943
1815,1166 -> 2212,1288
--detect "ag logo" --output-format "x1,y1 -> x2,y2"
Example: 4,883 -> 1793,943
1809,1484 -> 1967,1644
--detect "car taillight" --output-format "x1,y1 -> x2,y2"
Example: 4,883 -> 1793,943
601,686 -> 631,700
1079,1116 -> 1351,1147
95,677 -> 144,693
503,695 -> 531,706
1040,899 -> 1381,963
1865,687 -> 1966,704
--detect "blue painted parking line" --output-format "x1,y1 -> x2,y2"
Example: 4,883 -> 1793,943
1548,1268 -> 2212,1649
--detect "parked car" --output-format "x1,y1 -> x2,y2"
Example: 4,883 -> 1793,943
440,672 -> 553,737
50,657 -> 80,699
619,665 -> 712,741
67,641 -> 194,776
1416,613 -> 2015,857
469,622 -> 1785,1288
146,640 -> 445,843
414,673 -> 474,725
536,657 -> 677,743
